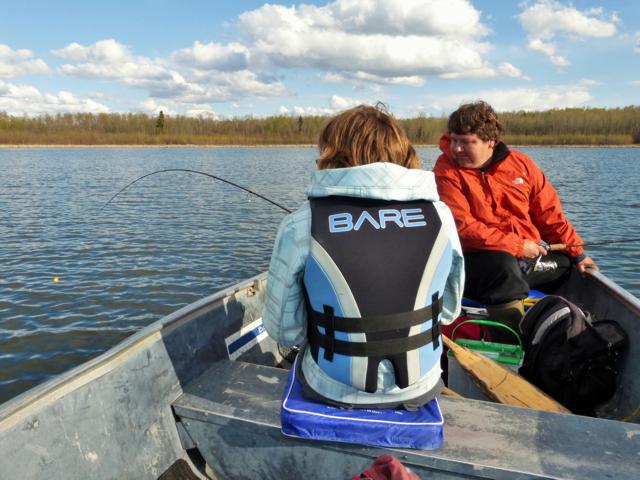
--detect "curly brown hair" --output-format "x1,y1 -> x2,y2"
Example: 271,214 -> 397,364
316,103 -> 421,170
447,101 -> 503,142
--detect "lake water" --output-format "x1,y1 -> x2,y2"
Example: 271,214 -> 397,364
1,146 -> 639,404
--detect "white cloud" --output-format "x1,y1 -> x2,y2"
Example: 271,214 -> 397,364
527,38 -> 568,66
53,39 -> 287,113
0,80 -> 109,115
281,95 -> 369,116
52,39 -> 131,62
0,44 -> 49,78
54,40 -> 180,94
635,32 -> 640,53
321,71 -> 425,87
172,41 -> 250,71
518,1 -> 617,39
517,1 -> 618,65
329,0 -> 488,36
184,106 -> 219,118
328,94 -> 364,110
399,105 -> 434,118
140,99 -> 173,115
439,83 -> 593,112
439,62 -> 524,79
187,69 -> 286,100
139,99 -> 220,118
291,105 -> 337,116
238,0 -> 522,84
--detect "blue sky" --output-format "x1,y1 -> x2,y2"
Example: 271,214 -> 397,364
1,0 -> 639,118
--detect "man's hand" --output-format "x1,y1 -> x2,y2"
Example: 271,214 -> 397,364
577,256 -> 599,273
520,239 -> 548,260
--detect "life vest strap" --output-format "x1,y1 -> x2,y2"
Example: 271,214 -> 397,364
308,323 -> 440,358
431,292 -> 441,349
307,297 -> 444,334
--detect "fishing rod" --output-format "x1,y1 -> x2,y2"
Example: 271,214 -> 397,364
101,168 -> 292,214
549,238 -> 640,251
103,172 -> 640,250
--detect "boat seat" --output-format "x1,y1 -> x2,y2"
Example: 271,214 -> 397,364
172,359 -> 640,480
173,360 -> 286,436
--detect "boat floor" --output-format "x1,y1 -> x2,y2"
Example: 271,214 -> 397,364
173,359 -> 640,480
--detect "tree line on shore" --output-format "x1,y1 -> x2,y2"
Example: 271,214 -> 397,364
0,106 -> 639,146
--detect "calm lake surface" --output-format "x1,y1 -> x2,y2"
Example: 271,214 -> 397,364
1,146 -> 639,403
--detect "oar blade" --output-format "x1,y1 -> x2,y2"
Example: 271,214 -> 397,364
443,335 -> 570,414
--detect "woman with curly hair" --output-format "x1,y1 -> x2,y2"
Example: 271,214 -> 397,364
263,104 -> 463,409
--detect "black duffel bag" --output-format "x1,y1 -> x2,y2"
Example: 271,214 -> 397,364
519,295 -> 628,415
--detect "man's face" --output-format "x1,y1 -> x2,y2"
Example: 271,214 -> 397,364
450,133 -> 495,169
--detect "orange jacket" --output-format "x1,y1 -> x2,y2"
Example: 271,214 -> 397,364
433,134 -> 584,259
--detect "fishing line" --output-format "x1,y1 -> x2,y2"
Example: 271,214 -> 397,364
101,168 -> 292,214
570,238 -> 640,248
550,238 -> 640,250
103,171 -> 640,249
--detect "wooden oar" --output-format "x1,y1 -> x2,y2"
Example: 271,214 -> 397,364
442,335 -> 570,413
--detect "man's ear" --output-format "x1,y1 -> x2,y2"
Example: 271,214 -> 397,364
488,139 -> 496,149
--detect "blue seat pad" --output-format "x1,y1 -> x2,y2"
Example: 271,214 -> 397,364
462,289 -> 545,309
280,357 -> 444,449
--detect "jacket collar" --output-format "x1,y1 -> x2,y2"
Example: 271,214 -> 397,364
306,162 -> 439,202
482,141 -> 510,171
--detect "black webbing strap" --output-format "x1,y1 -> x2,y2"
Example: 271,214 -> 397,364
431,292 -> 441,350
308,324 -> 438,357
322,304 -> 335,361
307,297 -> 444,334
305,285 -> 444,361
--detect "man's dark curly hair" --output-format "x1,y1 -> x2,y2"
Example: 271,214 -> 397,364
447,101 -> 503,142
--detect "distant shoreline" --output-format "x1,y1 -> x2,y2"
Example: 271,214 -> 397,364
1,143 -> 639,149
0,144 -> 318,149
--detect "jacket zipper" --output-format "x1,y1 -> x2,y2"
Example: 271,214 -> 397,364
482,170 -> 499,211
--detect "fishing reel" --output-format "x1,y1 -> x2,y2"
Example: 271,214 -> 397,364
518,241 -> 558,275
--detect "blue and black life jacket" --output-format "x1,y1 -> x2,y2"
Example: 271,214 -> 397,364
303,195 -> 450,394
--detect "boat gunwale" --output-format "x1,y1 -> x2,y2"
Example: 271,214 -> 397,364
586,269 -> 640,315
0,272 -> 267,425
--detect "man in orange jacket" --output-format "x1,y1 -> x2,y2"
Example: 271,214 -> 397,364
433,101 -> 597,332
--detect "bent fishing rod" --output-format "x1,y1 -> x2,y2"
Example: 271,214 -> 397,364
102,169 -> 640,250
101,168 -> 292,214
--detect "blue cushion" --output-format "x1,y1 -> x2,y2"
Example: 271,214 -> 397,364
280,358 -> 444,449
462,289 -> 545,309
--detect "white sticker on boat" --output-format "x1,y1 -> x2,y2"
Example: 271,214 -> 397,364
225,317 -> 268,360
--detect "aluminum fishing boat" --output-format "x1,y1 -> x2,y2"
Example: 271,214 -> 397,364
1,268 -> 639,479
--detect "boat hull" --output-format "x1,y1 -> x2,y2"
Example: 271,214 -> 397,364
0,269 -> 638,479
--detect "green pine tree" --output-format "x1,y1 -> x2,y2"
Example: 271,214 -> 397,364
155,110 -> 165,134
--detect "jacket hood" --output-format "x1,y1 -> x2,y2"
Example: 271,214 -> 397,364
438,133 -> 452,158
306,162 -> 439,202
437,134 -> 456,169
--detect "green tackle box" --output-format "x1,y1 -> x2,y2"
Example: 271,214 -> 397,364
450,338 -> 524,366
